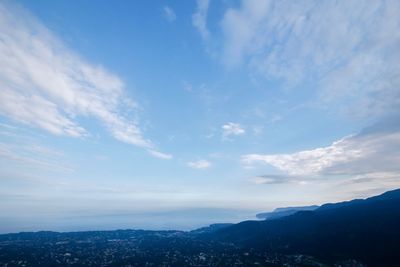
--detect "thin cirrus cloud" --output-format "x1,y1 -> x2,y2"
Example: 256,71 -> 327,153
163,6 -> 176,22
251,175 -> 307,185
0,142 -> 72,173
187,160 -> 211,169
219,0 -> 400,118
0,2 -> 170,159
192,0 -> 210,40
0,123 -> 72,173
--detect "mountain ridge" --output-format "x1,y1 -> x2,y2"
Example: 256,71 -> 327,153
256,205 -> 319,220
212,188 -> 400,266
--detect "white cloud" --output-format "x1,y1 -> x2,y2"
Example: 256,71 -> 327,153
242,127 -> 400,177
148,150 -> 173,160
222,122 -> 245,140
219,0 -> 400,118
187,159 -> 211,169
0,2 -> 169,158
163,6 -> 176,22
242,135 -> 360,176
0,91 -> 87,137
244,118 -> 400,196
192,0 -> 210,40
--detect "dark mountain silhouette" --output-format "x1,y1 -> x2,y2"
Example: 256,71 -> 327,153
256,205 -> 319,220
213,188 -> 400,267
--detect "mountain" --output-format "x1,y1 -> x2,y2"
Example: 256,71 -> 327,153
256,205 -> 319,220
190,223 -> 233,234
213,188 -> 400,267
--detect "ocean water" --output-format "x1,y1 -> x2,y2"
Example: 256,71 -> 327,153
0,208 -> 258,233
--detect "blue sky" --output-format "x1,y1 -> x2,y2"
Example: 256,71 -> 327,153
1,0 -> 400,233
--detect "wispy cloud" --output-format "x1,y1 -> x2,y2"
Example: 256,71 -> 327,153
163,6 -> 176,22
187,160 -> 211,169
220,0 -> 270,66
222,122 -> 245,140
192,0 -> 210,40
0,140 -> 72,173
148,150 -> 173,160
251,175 -> 306,185
0,122 -> 71,173
0,2 -> 169,158
219,0 -> 400,118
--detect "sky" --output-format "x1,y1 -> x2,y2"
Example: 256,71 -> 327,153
0,0 -> 400,233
